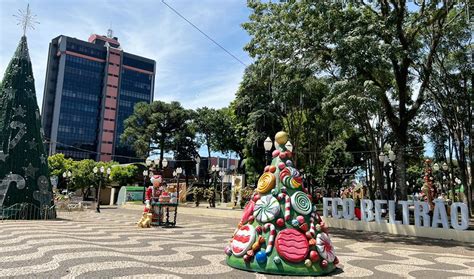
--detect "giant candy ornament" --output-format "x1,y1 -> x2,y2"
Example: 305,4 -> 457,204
226,132 -> 339,276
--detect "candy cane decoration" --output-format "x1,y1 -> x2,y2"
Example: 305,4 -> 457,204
309,211 -> 316,238
263,223 -> 276,255
278,193 -> 291,221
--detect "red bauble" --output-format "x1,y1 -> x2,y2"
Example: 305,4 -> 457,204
320,259 -> 328,268
264,165 -> 270,172
310,250 -> 319,262
269,165 -> 277,173
272,150 -> 280,158
279,152 -> 286,159
296,215 -> 305,224
248,215 -> 255,224
299,223 -> 309,232
253,194 -> 261,202
276,218 -> 285,227
278,162 -> 286,170
243,255 -> 251,262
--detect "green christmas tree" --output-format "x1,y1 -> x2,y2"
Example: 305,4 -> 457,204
225,131 -> 338,276
0,35 -> 55,219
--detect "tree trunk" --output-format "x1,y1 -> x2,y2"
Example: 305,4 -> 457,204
394,140 -> 408,201
159,137 -> 165,170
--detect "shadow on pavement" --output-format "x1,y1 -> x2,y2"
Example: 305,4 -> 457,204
330,227 -> 474,250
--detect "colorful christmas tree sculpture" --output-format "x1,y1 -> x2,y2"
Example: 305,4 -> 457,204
0,35 -> 55,219
225,131 -> 338,276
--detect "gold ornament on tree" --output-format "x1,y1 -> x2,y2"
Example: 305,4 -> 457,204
274,131 -> 288,145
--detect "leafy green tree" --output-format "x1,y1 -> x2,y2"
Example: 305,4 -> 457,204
121,101 -> 192,168
47,153 -> 74,184
194,107 -> 220,160
110,165 -> 138,186
243,0 -> 462,199
425,14 -> 472,213
232,63 -> 283,183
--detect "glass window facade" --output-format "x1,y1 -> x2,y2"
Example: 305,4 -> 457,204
114,68 -> 152,162
56,54 -> 104,159
123,55 -> 154,72
66,42 -> 106,60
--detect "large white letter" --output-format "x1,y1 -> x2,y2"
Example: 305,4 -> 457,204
360,199 -> 374,222
431,199 -> 449,229
450,202 -> 469,230
332,198 -> 343,219
414,201 -> 430,227
342,198 -> 355,220
388,200 -> 401,224
323,198 -> 332,218
398,200 -> 412,225
374,200 -> 386,224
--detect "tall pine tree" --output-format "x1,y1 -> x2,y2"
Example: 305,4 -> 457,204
0,35 -> 55,219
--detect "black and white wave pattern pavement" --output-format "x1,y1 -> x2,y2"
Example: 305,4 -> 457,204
0,208 -> 473,278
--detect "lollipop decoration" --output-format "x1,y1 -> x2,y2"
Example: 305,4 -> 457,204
257,172 -> 276,194
291,191 -> 312,215
254,195 -> 280,223
316,232 -> 336,262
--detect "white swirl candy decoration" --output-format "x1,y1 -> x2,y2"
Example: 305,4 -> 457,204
263,223 -> 276,254
231,224 -> 256,257
254,195 -> 280,223
278,193 -> 291,221
290,191 -> 312,215
316,232 -> 336,262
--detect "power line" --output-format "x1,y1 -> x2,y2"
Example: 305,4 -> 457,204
161,0 -> 248,67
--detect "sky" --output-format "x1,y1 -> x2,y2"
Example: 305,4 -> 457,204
0,0 -> 433,158
0,0 -> 252,111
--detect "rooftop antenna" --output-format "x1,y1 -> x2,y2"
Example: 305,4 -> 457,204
107,28 -> 113,38
13,4 -> 39,36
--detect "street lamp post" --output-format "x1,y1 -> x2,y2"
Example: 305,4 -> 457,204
93,166 -> 111,213
210,165 -> 220,207
142,169 -> 149,203
433,163 -> 442,193
62,170 -> 72,196
442,162 -> 454,199
174,167 -> 183,204
379,147 -> 397,201
219,169 -> 225,203
146,158 -> 168,175
264,137 -> 273,165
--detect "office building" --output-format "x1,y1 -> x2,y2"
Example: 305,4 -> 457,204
41,31 -> 155,162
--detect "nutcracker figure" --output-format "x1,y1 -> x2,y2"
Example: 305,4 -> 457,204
144,174 -> 164,223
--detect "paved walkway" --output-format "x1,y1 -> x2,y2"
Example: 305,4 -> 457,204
0,207 -> 473,278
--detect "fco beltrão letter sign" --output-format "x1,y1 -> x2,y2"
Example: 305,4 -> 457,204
322,198 -> 469,230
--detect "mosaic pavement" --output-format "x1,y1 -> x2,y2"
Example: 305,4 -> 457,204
0,207 -> 473,278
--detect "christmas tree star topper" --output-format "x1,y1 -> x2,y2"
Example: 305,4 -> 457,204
13,4 -> 39,36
